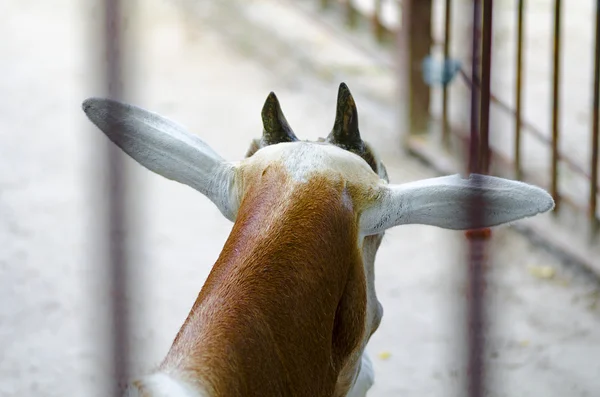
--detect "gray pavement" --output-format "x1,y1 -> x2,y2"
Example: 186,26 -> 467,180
1,0 -> 599,396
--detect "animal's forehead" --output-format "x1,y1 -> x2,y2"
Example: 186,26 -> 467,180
240,141 -> 381,184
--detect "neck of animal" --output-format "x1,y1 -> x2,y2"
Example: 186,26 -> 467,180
159,169 -> 366,397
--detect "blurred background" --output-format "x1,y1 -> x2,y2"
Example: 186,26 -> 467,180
1,0 -> 599,396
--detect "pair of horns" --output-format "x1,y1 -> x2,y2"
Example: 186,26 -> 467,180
261,83 -> 363,151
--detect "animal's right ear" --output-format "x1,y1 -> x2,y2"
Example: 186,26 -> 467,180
82,97 -> 239,221
359,173 -> 555,235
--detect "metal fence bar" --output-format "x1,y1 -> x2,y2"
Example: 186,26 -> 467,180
465,1 -> 492,396
551,0 -> 563,212
465,228 -> 490,397
515,0 -> 525,179
442,0 -> 453,146
468,0 -> 482,175
103,0 -> 130,394
479,0 -> 493,174
591,0 -> 600,230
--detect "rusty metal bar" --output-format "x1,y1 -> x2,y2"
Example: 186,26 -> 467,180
479,0 -> 493,174
468,0 -> 482,175
550,0 -> 562,212
515,0 -> 525,179
591,0 -> 600,230
465,226 -> 490,397
103,0 -> 130,394
442,0 -> 453,146
466,1 -> 490,397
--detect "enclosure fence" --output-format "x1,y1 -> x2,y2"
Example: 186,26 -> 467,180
314,0 -> 600,270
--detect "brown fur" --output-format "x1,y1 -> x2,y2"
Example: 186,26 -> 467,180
160,165 -> 367,397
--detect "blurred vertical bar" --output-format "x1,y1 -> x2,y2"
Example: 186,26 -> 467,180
466,1 -> 490,397
373,0 -> 384,42
442,0 -> 453,146
550,0 -> 562,212
468,0 -> 482,174
591,0 -> 600,231
103,0 -> 130,394
514,0 -> 525,180
403,0 -> 433,138
346,0 -> 358,28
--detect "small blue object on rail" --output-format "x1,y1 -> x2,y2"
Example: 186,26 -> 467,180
421,55 -> 462,86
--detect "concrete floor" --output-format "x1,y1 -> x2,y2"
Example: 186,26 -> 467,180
1,0 -> 599,396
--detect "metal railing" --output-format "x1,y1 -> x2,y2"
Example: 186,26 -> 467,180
427,0 -> 600,231
312,0 -> 600,271
425,0 -> 600,273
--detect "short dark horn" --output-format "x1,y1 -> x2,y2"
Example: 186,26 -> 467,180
327,82 -> 364,152
261,92 -> 298,145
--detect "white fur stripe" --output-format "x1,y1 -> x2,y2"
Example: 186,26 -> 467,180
123,373 -> 206,397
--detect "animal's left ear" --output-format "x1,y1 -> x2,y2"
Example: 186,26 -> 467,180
82,97 -> 239,221
359,173 -> 555,235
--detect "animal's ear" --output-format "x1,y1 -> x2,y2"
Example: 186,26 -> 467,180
359,174 -> 554,235
82,97 -> 239,221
